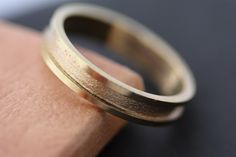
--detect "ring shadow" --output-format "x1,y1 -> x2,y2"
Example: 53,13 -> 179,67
98,98 -> 201,157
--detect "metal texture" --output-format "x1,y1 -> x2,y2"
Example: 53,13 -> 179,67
42,3 -> 196,125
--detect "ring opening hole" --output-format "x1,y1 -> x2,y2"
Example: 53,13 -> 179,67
64,16 -> 183,96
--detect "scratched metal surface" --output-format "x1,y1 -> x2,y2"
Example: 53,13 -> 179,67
8,0 -> 236,156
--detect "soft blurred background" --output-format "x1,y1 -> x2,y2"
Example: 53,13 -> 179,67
0,0 -> 63,18
1,0 -> 236,157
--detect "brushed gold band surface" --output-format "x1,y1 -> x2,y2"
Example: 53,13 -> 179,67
42,4 -> 196,125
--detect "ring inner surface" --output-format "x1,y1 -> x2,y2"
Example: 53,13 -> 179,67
64,16 -> 183,96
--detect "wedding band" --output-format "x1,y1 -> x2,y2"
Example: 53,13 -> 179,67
42,4 -> 196,125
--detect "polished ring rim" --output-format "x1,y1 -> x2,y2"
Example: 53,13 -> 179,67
42,3 -> 196,125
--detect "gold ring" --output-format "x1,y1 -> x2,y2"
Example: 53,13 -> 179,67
42,3 -> 196,125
